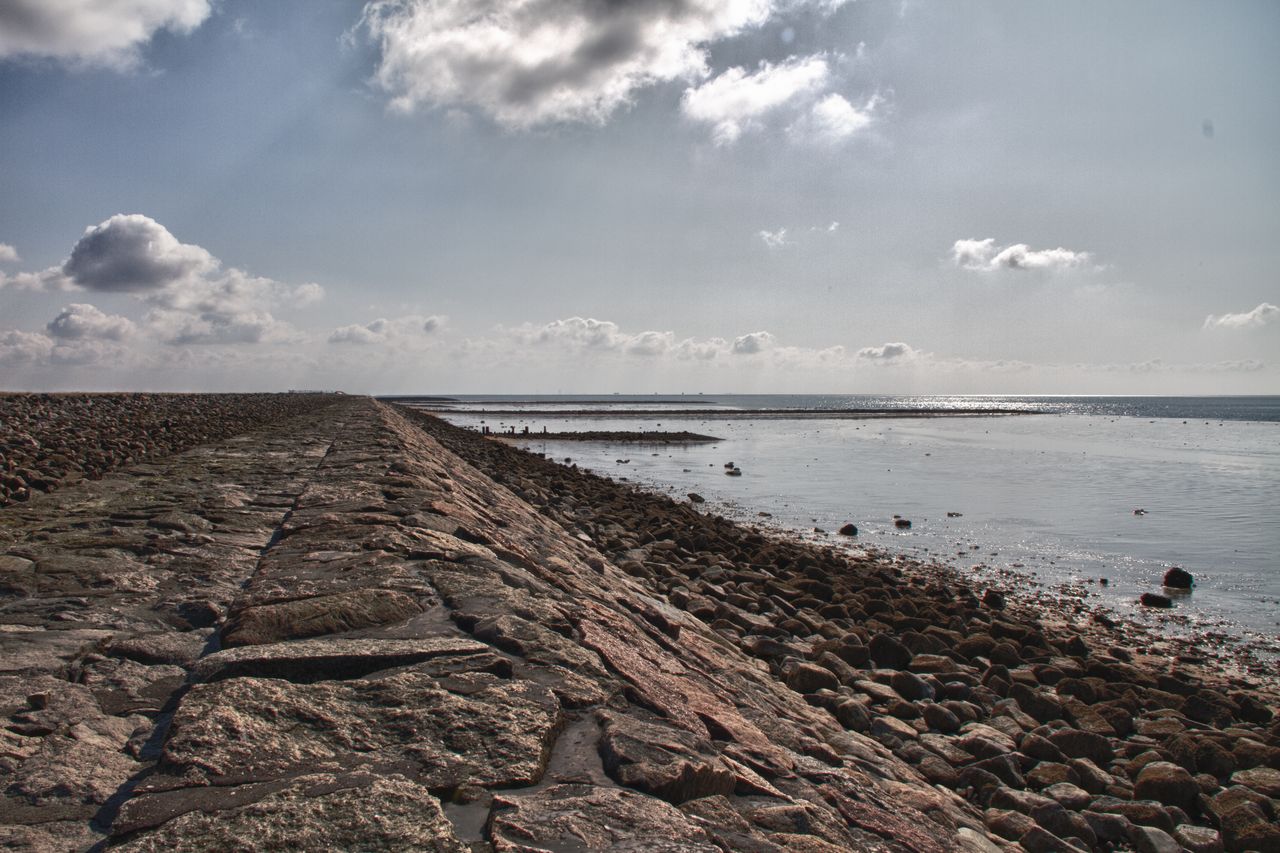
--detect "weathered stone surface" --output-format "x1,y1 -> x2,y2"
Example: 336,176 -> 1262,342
114,772 -> 466,852
1134,761 -> 1201,812
598,711 -> 736,803
221,588 -> 425,646
488,784 -> 721,852
160,668 -> 563,787
189,635 -> 491,683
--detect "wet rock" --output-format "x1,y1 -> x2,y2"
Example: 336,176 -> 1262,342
598,712 -> 736,804
687,493 -> 705,504
488,784 -> 720,852
837,524 -> 858,536
1162,568 -> 1193,589
1140,593 -> 1173,609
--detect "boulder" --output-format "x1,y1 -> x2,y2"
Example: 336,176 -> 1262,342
1140,593 -> 1173,609
1134,762 -> 1201,813
1162,568 -> 1193,590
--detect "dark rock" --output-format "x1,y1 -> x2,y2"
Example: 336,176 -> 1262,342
982,589 -> 1006,610
869,633 -> 913,670
785,662 -> 840,694
894,518 -> 912,529
837,523 -> 858,536
687,493 -> 706,504
1134,761 -> 1201,813
1018,824 -> 1088,852
1140,593 -> 1173,609
1048,728 -> 1114,766
1129,824 -> 1183,853
1162,567 -> 1193,589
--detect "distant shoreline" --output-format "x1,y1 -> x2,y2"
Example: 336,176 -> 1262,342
494,429 -> 722,443
396,406 -> 1039,419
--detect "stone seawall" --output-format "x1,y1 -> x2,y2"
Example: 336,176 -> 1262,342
0,396 -> 1274,852
0,393 -> 341,507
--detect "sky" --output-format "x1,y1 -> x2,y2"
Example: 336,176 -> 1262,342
0,0 -> 1277,395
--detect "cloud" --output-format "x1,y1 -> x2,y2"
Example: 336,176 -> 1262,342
682,54 -> 831,144
0,243 -> 19,263
46,303 -> 135,341
0,0 -> 211,70
329,314 -> 446,345
62,214 -> 217,293
357,0 -> 851,130
731,330 -> 775,354
0,330 -> 53,366
787,92 -> 878,145
1203,302 -> 1279,330
856,341 -> 919,362
1,214 -> 322,346
951,238 -> 1092,272
759,227 -> 791,249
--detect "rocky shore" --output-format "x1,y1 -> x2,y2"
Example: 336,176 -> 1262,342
502,430 -> 721,443
0,393 -> 339,507
0,395 -> 1275,852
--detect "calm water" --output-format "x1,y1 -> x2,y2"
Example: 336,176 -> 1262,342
425,396 -> 1280,649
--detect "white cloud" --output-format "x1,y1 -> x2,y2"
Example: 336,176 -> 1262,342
0,0 -> 211,70
0,330 -> 54,366
951,238 -> 1093,272
856,341 -> 919,362
329,314 -> 446,345
46,303 -> 135,341
759,227 -> 791,249
731,330 -> 775,354
357,1 -> 853,130
682,54 -> 831,144
787,92 -> 878,145
0,243 -> 19,263
1203,302 -> 1279,330
1,214 -> 322,346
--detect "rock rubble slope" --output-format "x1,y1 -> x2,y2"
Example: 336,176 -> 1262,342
0,396 -> 1272,852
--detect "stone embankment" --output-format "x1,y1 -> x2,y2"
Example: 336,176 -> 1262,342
0,393 -> 340,507
0,396 -> 1272,852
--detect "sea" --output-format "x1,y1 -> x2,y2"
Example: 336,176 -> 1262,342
411,395 -> 1280,656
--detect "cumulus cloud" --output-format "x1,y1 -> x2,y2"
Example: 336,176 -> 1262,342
0,243 -> 19,263
329,314 -> 446,345
0,330 -> 54,366
357,0 -> 852,130
1,214 -> 322,346
682,54 -> 831,144
787,92 -> 878,145
856,341 -> 919,362
951,238 -> 1092,272
0,0 -> 211,70
759,227 -> 791,249
1203,302 -> 1279,330
46,303 -> 135,341
731,330 -> 775,354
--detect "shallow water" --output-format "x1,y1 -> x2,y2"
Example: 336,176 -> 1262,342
434,402 -> 1279,651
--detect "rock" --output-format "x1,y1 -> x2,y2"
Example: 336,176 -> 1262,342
1048,728 -> 1114,765
1140,592 -> 1173,609
982,589 -> 1006,610
190,636 -> 493,683
1162,567 -> 1193,589
894,518 -> 912,529
112,772 -> 466,852
1028,763 -> 1079,790
687,493 -> 706,503
923,702 -> 961,733
1134,761 -> 1201,813
160,668 -> 563,788
1217,801 -> 1280,853
1043,782 -> 1092,811
1081,810 -> 1134,845
985,808 -> 1036,841
488,784 -> 720,852
785,662 -> 840,694
837,523 -> 858,536
1173,824 -> 1224,853
598,712 -> 735,804
1030,801 -> 1096,849
1229,766 -> 1280,797
221,589 -> 425,646
869,633 -> 913,670
890,670 -> 935,702
1018,824 -> 1087,853
1128,825 -> 1183,853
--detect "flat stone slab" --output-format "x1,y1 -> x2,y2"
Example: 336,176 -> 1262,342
190,636 -> 490,683
113,772 -> 466,852
160,668 -> 563,788
488,783 -> 721,852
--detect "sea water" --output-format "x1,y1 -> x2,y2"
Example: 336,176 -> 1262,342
426,396 -> 1280,652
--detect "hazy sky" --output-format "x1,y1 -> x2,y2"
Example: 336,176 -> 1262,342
1,0 -> 1277,394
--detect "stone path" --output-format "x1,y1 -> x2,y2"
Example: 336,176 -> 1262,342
0,397 -> 987,851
